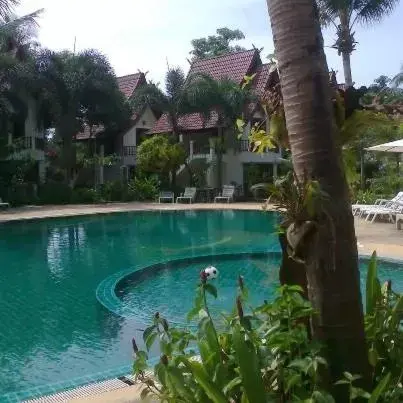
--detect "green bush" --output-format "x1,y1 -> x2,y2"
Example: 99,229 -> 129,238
128,176 -> 159,201
71,187 -> 101,204
38,182 -> 72,204
100,180 -> 126,201
133,253 -> 402,402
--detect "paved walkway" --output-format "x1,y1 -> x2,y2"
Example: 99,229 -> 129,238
2,203 -> 400,403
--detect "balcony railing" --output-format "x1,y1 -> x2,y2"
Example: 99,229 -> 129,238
35,137 -> 45,150
238,140 -> 250,152
123,146 -> 137,156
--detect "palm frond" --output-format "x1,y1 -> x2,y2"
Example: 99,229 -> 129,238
355,0 -> 399,24
0,9 -> 43,39
0,0 -> 19,19
391,67 -> 403,88
130,82 -> 169,115
165,67 -> 185,102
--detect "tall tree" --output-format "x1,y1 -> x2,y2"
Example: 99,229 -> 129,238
266,0 -> 369,389
317,0 -> 400,87
392,65 -> 403,87
36,49 -> 130,184
189,27 -> 246,61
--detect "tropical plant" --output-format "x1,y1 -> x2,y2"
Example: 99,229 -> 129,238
131,67 -> 187,142
133,255 -> 402,402
391,65 -> 403,88
317,0 -> 400,87
189,27 -> 246,61
265,0 -> 369,387
35,49 -> 130,184
136,135 -> 186,185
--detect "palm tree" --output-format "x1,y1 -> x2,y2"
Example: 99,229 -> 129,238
317,0 -> 400,87
0,0 -> 17,18
391,65 -> 403,87
186,73 -> 253,187
36,49 -> 130,185
266,0 -> 369,388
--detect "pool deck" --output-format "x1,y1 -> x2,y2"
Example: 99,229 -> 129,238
2,202 -> 401,403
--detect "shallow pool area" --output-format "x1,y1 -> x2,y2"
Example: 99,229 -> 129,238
0,209 -> 402,402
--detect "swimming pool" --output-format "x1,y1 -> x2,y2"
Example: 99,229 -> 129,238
0,210 -> 402,401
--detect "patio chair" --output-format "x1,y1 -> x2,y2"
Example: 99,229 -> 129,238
214,185 -> 235,203
352,192 -> 403,216
158,191 -> 174,203
176,187 -> 197,204
0,198 -> 9,210
362,201 -> 403,223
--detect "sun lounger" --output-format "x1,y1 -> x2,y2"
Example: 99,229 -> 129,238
158,191 -> 174,203
176,187 -> 197,204
214,185 -> 235,203
0,198 -> 9,210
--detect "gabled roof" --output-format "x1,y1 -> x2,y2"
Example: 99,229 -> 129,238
188,49 -> 258,85
76,72 -> 146,140
150,49 -> 267,134
117,73 -> 146,99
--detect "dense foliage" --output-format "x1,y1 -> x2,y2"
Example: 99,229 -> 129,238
189,27 -> 246,61
133,253 -> 402,402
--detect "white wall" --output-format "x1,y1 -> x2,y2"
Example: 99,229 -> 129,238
123,106 -> 156,146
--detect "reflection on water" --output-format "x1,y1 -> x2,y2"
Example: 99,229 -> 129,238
0,210 -> 278,396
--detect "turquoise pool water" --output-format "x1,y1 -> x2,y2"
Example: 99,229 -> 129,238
0,210 -> 402,401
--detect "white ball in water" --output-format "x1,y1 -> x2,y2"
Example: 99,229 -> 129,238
204,266 -> 218,280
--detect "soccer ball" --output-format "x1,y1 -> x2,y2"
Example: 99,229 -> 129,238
204,266 -> 218,280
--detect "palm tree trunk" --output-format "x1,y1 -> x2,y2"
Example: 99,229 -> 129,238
339,10 -> 353,88
266,0 -> 369,386
342,51 -> 353,88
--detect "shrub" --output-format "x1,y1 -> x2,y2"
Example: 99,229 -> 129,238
38,182 -> 72,204
71,187 -> 101,204
100,180 -> 126,201
133,254 -> 402,402
128,176 -> 159,201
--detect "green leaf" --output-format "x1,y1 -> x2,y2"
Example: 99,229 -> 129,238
369,372 -> 391,403
187,306 -> 200,322
145,332 -> 158,351
366,251 -> 381,315
223,377 -> 242,395
285,373 -> 302,393
233,325 -> 266,403
143,325 -> 156,343
204,283 -> 218,299
167,367 -> 196,402
181,359 -> 227,403
390,295 -> 403,329
334,380 -> 350,386
368,348 -> 379,368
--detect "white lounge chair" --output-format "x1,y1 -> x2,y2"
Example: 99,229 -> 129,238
0,198 -> 9,210
176,187 -> 197,204
214,185 -> 235,203
159,191 -> 174,203
352,192 -> 403,216
362,201 -> 403,223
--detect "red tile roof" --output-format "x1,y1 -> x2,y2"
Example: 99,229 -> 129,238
188,49 -> 258,84
117,73 -> 146,99
247,63 -> 273,114
150,111 -> 220,134
76,73 -> 146,140
150,49 -> 267,134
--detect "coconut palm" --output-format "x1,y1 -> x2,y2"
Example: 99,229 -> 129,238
317,0 -> 400,87
266,0 -> 369,387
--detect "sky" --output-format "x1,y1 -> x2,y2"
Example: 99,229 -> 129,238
17,0 -> 403,88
